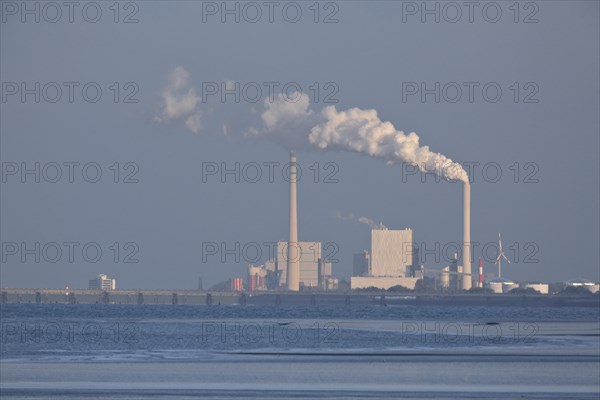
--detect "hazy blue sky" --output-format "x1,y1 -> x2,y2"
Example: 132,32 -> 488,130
1,1 -> 598,289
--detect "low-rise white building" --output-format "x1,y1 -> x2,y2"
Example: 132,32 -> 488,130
484,277 -> 518,294
522,283 -> 549,294
88,274 -> 116,291
565,279 -> 600,294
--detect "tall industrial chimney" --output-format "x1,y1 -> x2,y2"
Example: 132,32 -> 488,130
461,182 -> 472,290
287,151 -> 300,291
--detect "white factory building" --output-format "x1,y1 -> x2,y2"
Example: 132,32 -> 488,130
351,227 -> 420,290
370,228 -> 414,276
564,278 -> 600,294
88,274 -> 116,291
484,277 -> 519,294
522,283 -> 549,294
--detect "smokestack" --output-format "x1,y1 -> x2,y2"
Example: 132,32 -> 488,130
287,151 -> 300,291
462,182 -> 472,290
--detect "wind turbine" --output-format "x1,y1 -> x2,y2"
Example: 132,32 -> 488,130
495,233 -> 511,278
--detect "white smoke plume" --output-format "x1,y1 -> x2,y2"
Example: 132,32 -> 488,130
254,94 -> 468,182
333,210 -> 387,229
333,210 -> 356,222
153,68 -> 468,183
309,106 -> 468,183
358,217 -> 387,230
154,66 -> 202,134
248,92 -> 321,150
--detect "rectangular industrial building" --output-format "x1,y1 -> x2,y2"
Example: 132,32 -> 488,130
370,228 -> 414,277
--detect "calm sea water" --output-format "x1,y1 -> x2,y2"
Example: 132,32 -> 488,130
1,304 -> 599,399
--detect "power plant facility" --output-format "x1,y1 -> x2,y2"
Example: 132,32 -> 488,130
224,151 -> 570,296
2,154 -> 596,301
214,154 -> 566,295
281,153 -> 478,293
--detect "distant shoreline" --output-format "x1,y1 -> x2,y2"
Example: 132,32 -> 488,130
1,289 -> 598,307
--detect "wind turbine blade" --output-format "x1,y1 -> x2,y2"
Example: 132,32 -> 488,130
502,253 -> 511,263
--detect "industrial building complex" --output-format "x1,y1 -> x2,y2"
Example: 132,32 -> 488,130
8,153 -> 598,300
223,152 -> 598,296
238,241 -> 337,292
